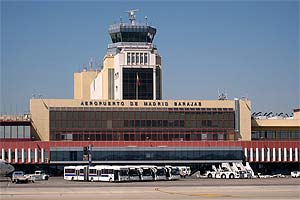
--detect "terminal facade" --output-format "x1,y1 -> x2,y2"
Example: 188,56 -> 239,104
1,11 -> 299,175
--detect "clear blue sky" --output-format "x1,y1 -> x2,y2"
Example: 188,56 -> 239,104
1,1 -> 299,115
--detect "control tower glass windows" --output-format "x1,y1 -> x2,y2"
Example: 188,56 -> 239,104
131,53 -> 135,64
140,53 -> 143,64
127,52 -> 149,65
123,68 -> 153,100
127,53 -> 131,65
144,53 -> 148,64
136,53 -> 139,64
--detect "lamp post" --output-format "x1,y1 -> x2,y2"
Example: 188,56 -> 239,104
88,144 -> 92,166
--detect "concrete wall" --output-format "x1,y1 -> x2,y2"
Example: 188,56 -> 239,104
30,99 -> 50,141
239,100 -> 251,141
74,70 -> 98,99
90,72 -> 103,99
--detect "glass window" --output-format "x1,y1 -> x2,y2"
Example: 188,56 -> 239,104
17,126 -> 24,138
280,131 -> 289,139
11,126 -> 18,138
122,68 -> 153,100
294,131 -> 300,139
24,126 -> 30,138
0,126 -> 4,138
127,52 -> 131,65
140,53 -> 143,64
144,53 -> 148,64
136,53 -> 139,64
266,131 -> 275,139
131,53 -> 135,64
4,126 -> 10,138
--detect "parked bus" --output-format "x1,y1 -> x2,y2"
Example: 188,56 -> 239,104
127,166 -> 142,181
155,166 -> 167,180
64,165 -> 87,181
89,165 -> 108,182
64,164 -> 182,182
139,166 -> 156,181
166,166 -> 181,180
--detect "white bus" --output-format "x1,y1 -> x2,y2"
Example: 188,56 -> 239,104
64,165 -> 182,182
99,166 -> 116,182
166,166 -> 181,180
127,166 -> 142,181
155,166 -> 167,180
64,165 -> 87,181
97,165 -> 131,182
139,166 -> 156,181
89,165 -> 108,182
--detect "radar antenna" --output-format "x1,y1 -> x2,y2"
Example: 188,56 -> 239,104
126,9 -> 139,25
218,89 -> 228,100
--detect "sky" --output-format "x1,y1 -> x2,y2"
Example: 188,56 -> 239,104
1,0 -> 299,115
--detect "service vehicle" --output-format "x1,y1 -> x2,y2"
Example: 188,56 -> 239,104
11,171 -> 35,183
205,162 -> 254,179
291,171 -> 300,178
175,166 -> 191,178
28,170 -> 49,181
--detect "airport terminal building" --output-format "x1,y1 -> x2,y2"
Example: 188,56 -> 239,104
1,11 -> 299,174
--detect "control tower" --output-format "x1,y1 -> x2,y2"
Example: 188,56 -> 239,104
90,10 -> 162,100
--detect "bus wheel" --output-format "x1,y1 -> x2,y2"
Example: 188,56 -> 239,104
229,174 -> 234,179
207,174 -> 213,178
109,178 -> 113,182
221,174 -> 226,179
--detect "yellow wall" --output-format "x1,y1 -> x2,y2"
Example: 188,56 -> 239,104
74,70 -> 99,99
30,99 -> 50,141
101,56 -> 114,99
239,100 -> 251,141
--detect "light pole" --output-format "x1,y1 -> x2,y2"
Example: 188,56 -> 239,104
88,144 -> 92,166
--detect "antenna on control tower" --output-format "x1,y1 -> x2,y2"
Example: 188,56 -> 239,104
126,9 -> 139,25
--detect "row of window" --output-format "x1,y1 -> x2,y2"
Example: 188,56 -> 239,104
127,52 -> 148,65
246,150 -> 299,160
50,111 -> 235,121
0,125 -> 31,139
50,119 -> 235,129
50,132 -> 235,141
251,130 -> 300,140
51,150 -> 243,161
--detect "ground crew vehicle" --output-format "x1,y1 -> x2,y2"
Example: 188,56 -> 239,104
28,170 -> 49,180
291,171 -> 300,178
11,171 -> 35,183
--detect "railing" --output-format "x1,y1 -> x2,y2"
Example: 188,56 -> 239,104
0,115 -> 30,122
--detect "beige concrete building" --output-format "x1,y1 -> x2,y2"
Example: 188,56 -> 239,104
30,98 -> 251,142
74,70 -> 99,100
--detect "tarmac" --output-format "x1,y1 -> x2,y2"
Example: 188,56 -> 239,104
1,177 -> 300,200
